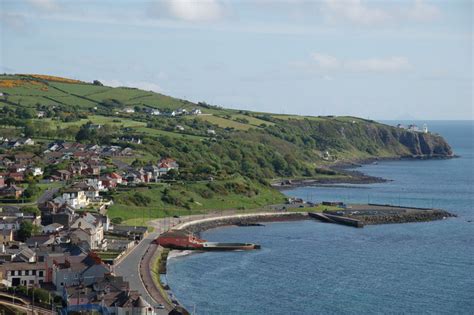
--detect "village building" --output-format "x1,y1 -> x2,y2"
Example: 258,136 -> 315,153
0,229 -> 14,243
42,223 -> 64,234
52,252 -> 110,293
0,185 -> 24,198
55,188 -> 89,209
26,235 -> 56,248
145,108 -> 161,116
0,217 -> 22,231
122,107 -> 135,114
191,108 -> 202,115
70,213 -> 106,249
119,136 -> 142,144
0,262 -> 47,287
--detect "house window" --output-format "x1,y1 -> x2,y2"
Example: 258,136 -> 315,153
38,271 -> 44,277
25,270 -> 29,276
29,280 -> 34,284
32,270 -> 36,275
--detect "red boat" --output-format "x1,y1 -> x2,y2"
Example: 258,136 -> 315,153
154,230 -> 260,251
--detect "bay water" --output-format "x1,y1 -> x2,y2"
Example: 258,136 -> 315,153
167,121 -> 474,314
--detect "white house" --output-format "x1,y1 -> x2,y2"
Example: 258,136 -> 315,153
42,223 -> 64,234
30,167 -> 44,177
408,124 -> 419,132
191,108 -> 202,115
176,108 -> 187,115
0,262 -> 47,287
23,138 -> 35,146
123,107 -> 135,114
85,178 -> 106,192
147,109 -> 160,116
55,188 -> 89,209
0,218 -> 21,231
70,214 -> 105,249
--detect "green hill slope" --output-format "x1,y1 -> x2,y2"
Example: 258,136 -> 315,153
0,74 -> 453,182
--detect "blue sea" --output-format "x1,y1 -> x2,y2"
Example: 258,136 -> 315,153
166,121 -> 474,314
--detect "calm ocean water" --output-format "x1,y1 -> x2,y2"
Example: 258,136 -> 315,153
166,121 -> 474,314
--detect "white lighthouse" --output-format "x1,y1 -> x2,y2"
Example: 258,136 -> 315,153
423,123 -> 428,133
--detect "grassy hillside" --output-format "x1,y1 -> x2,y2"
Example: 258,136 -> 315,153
0,73 -> 453,182
0,73 -> 455,222
108,176 -> 286,224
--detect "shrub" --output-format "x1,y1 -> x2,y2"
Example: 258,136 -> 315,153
111,217 -> 123,224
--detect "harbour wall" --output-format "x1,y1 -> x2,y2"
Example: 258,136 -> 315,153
174,212 -> 309,234
356,209 -> 454,225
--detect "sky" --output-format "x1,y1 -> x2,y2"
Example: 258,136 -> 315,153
0,0 -> 472,120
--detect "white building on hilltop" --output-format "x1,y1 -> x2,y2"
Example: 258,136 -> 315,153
423,124 -> 428,133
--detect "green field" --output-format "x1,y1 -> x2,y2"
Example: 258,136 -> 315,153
35,115 -> 147,129
107,179 -> 287,223
193,114 -> 257,131
134,127 -> 205,140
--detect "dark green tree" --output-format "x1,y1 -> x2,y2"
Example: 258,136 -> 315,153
17,221 -> 34,241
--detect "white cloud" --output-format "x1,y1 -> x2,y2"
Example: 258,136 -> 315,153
150,0 -> 225,22
321,0 -> 441,26
310,53 -> 412,73
322,0 -> 391,26
312,53 -> 341,69
347,56 -> 412,72
322,75 -> 334,81
405,0 -> 441,22
100,79 -> 163,93
27,0 -> 59,11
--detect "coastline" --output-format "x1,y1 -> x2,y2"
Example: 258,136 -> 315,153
147,152 -> 460,313
272,154 -> 457,189
155,205 -> 454,312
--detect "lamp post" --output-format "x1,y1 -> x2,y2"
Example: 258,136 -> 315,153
12,287 -> 16,305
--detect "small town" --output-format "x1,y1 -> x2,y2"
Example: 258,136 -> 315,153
1,1 -> 471,313
0,137 -> 181,314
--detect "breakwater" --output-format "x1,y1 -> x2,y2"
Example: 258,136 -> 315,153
323,204 -> 455,226
354,209 -> 455,225
308,212 -> 364,228
175,212 -> 308,234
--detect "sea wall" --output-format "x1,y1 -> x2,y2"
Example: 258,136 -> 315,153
356,209 -> 455,225
175,212 -> 308,234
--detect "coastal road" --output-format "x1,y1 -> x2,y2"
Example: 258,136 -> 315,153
113,231 -> 165,313
113,215 -> 218,313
